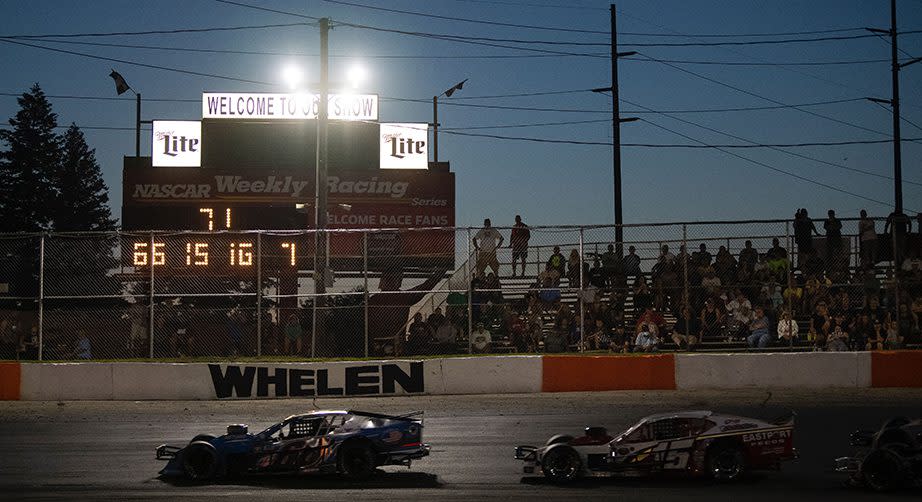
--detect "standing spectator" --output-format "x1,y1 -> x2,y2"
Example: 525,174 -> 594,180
473,218 -> 504,277
509,214 -> 530,277
567,249 -> 587,287
283,313 -> 302,356
777,310 -> 799,347
858,209 -> 878,267
671,306 -> 700,351
469,322 -> 492,353
746,306 -> 771,349
692,243 -> 712,270
633,323 -> 659,352
738,240 -> 759,274
600,244 -> 621,287
824,209 -> 843,264
623,245 -> 642,277
885,211 -> 911,265
713,246 -> 737,286
546,245 -> 566,280
794,208 -> 820,265
658,244 -> 675,265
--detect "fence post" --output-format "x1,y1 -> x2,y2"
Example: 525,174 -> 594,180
891,224 -> 901,339
363,231 -> 369,358
467,227 -> 473,354
682,224 -> 688,313
578,227 -> 585,352
256,232 -> 262,357
37,234 -> 44,361
785,220 -> 793,349
149,231 -> 155,359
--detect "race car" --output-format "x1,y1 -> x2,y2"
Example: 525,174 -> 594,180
835,416 -> 922,491
515,410 -> 796,483
156,410 -> 429,481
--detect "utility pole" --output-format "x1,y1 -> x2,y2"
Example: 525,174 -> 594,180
592,5 -> 636,257
313,17 -> 330,355
432,79 -> 467,163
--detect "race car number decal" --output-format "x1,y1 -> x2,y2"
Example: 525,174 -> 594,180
649,439 -> 694,470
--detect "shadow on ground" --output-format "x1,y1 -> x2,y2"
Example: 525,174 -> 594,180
159,470 -> 442,489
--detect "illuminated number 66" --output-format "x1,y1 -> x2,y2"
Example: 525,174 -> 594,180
133,242 -> 165,266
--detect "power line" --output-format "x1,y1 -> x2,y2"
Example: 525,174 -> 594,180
211,0 -> 320,20
318,0 -> 609,34
640,119 -> 910,211
443,119 -> 610,130
623,56 -> 892,67
623,97 -> 922,187
0,22 -> 311,39
620,31 -> 922,48
0,92 -> 198,103
636,52 -> 892,138
0,38 -> 274,86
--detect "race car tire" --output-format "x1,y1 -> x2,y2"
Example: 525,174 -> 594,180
545,434 -> 575,447
339,442 -> 376,479
881,416 -> 910,431
189,434 -> 216,444
706,443 -> 745,482
860,447 -> 907,492
541,444 -> 582,484
183,441 -> 218,481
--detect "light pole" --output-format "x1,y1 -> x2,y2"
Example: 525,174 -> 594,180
108,69 -> 148,157
313,17 -> 331,357
591,4 -> 637,258
432,79 -> 467,163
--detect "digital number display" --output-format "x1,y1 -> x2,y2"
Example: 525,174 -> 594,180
131,238 -> 302,271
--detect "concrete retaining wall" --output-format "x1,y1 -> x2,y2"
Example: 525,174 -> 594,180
1,351 -> 919,400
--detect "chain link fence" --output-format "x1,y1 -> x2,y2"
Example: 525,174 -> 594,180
0,218 -> 919,360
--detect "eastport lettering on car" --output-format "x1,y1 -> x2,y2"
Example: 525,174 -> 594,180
741,429 -> 792,447
208,362 -> 424,398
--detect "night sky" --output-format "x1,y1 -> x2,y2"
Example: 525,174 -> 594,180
2,0 -> 921,227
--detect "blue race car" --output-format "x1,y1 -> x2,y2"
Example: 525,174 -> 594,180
156,410 -> 430,481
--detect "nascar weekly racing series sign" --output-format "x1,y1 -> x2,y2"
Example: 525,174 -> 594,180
208,361 -> 425,398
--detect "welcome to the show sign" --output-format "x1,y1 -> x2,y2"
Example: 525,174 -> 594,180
202,92 -> 379,121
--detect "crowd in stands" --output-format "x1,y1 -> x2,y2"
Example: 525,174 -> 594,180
403,210 -> 922,355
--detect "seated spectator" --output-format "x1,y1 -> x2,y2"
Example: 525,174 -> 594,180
537,276 -> 561,311
897,303 -> 919,343
623,245 -> 642,277
826,314 -> 850,351
546,246 -> 566,279
885,319 -> 904,349
713,246 -> 737,285
633,323 -> 659,352
407,312 -> 434,355
777,310 -> 799,347
567,249 -> 588,287
544,319 -> 569,353
526,312 -> 544,352
482,272 -> 504,305
867,320 -> 886,350
692,243 -> 712,270
701,268 -> 722,296
783,277 -> 804,314
632,276 -> 653,312
609,323 -> 631,354
635,307 -> 665,336
434,316 -> 460,354
726,290 -> 753,340
469,322 -> 492,354
589,258 -> 607,289
671,306 -> 700,351
427,307 -> 445,331
585,318 -> 610,351
802,249 -> 825,279
747,306 -> 771,348
505,309 -> 527,352
699,298 -> 724,339
75,330 -> 92,360
537,262 -> 562,287
810,301 -> 831,351
850,313 -> 873,351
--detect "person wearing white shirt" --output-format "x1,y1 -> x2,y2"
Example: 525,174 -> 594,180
473,218 -> 504,277
777,310 -> 799,347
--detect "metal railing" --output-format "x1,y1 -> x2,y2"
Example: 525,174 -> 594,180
0,218 -> 919,361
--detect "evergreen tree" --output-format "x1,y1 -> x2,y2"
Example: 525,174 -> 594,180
54,124 -> 117,231
0,83 -> 60,232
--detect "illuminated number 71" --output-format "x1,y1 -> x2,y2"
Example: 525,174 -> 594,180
200,207 -> 232,230
281,242 -> 296,266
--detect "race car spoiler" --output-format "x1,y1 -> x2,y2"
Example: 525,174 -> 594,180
156,444 -> 181,460
350,410 -> 424,422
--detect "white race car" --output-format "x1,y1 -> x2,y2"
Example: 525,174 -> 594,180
515,410 -> 796,483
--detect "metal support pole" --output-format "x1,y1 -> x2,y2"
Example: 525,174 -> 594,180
467,227 -> 473,353
578,228 -> 585,352
135,93 -> 141,157
256,232 -> 262,357
149,231 -> 155,359
611,4 -> 624,257
37,235 -> 44,361
363,231 -> 369,358
313,17 -> 330,358
682,224 -> 688,310
889,0 -> 903,214
432,95 -> 439,163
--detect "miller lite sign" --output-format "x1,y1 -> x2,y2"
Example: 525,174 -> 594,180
380,123 -> 428,170
152,120 -> 201,167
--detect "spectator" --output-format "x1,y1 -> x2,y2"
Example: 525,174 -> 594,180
738,240 -> 759,274
777,310 -> 799,347
505,309 -> 527,352
407,312 -> 433,354
434,316 -> 460,354
810,301 -> 831,351
526,309 -> 544,352
858,209 -> 878,267
692,243 -> 712,270
469,322 -> 492,353
623,245 -> 642,277
802,249 -> 825,279
482,272 -> 504,305
713,246 -> 738,286
567,249 -> 587,287
765,237 -> 788,262
609,323 -> 631,353
897,303 -> 919,343
747,306 -> 771,349
671,306 -> 700,351
635,306 -> 666,336
824,209 -> 843,263
588,258 -> 607,289
783,276 -> 804,314
600,244 -> 622,287
765,238 -> 790,281
867,320 -> 885,350
634,323 -> 659,352
632,276 -> 653,312
885,319 -> 904,349
658,244 -> 675,265
427,307 -> 446,332
699,298 -> 725,340
509,214 -> 531,277
544,319 -> 569,353
850,313 -> 873,351
75,330 -> 92,359
585,318 -> 610,351
726,290 -> 753,339
794,208 -> 820,265
473,218 -> 504,277
537,275 -> 561,311
546,245 -> 566,280
701,268 -> 722,296
283,313 -> 302,356
826,314 -> 850,351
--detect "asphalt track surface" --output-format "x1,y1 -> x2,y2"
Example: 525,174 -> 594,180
1,389 -> 921,501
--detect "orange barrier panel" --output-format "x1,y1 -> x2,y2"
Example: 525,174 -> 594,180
0,362 -> 21,400
542,355 -> 676,392
871,351 -> 922,388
